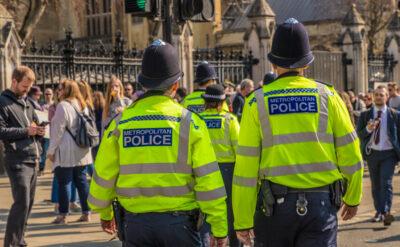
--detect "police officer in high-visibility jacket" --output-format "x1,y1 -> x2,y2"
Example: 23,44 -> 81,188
199,84 -> 240,247
232,18 -> 363,247
88,40 -> 228,247
182,62 -> 229,113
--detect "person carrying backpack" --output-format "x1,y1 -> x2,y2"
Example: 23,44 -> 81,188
47,79 -> 94,224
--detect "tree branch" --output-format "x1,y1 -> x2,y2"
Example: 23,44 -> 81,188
18,0 -> 48,44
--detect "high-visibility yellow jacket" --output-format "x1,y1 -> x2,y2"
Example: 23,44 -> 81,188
232,75 -> 363,230
199,109 -> 240,163
183,89 -> 230,113
88,94 -> 228,237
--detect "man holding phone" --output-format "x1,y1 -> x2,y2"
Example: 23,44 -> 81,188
357,85 -> 400,226
0,66 -> 45,247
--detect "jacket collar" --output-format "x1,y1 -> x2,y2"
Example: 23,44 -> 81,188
276,71 -> 302,80
1,89 -> 28,107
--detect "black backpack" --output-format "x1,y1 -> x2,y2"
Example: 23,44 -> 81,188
67,102 -> 100,148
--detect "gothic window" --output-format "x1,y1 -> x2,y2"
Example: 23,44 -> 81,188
86,0 -> 112,37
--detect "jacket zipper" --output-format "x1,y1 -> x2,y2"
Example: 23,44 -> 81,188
23,100 -> 40,160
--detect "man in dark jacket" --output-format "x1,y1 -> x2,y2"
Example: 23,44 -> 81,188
0,66 -> 45,247
232,79 -> 254,121
357,85 -> 400,227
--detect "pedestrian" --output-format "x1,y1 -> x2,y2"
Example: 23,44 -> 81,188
232,79 -> 254,121
0,66 -> 45,247
232,18 -> 363,247
223,81 -> 236,112
174,87 -> 187,103
27,85 -> 43,111
124,82 -> 135,100
182,61 -> 229,113
42,88 -> 54,111
339,91 -> 355,127
39,88 -> 54,175
28,86 -> 48,176
348,90 -> 366,123
88,39 -> 228,247
357,85 -> 399,226
48,86 -> 80,215
78,80 -> 96,177
200,84 -> 240,247
92,91 -> 105,158
47,79 -> 93,224
102,75 -> 132,129
364,93 -> 374,109
263,72 -> 277,85
388,82 -> 400,110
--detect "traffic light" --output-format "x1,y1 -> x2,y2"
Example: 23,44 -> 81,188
179,0 -> 215,22
125,0 -> 160,17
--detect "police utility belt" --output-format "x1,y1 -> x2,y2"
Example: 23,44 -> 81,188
258,180 -> 345,217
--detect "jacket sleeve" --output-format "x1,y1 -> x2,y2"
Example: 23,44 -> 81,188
191,116 -> 228,238
0,106 -> 28,140
232,96 -> 261,230
330,92 -> 363,206
356,111 -> 371,140
88,118 -> 120,220
47,104 -> 68,156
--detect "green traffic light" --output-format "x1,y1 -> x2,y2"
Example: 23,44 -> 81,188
136,0 -> 146,10
125,0 -> 148,13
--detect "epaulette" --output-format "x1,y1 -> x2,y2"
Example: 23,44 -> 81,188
315,80 -> 333,88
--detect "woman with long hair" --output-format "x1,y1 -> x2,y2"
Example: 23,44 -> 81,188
47,79 -> 93,224
91,91 -> 105,163
93,91 -> 105,137
49,86 -> 80,214
78,80 -> 94,112
77,80 -> 96,177
102,75 -> 132,129
339,91 -> 356,127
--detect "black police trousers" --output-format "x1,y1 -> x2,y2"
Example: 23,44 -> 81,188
254,192 -> 338,247
123,212 -> 202,247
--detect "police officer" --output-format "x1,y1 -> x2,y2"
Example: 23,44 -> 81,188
88,40 -> 228,247
199,84 -> 240,247
182,61 -> 229,113
232,18 -> 363,246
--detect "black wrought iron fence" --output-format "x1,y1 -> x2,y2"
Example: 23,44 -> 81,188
368,53 -> 397,84
22,30 -> 143,92
193,48 -> 257,85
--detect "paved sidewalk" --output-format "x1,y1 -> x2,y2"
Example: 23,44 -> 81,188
0,174 -> 121,247
0,170 -> 399,246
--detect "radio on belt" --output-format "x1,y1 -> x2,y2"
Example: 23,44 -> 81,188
123,128 -> 173,147
268,96 -> 317,115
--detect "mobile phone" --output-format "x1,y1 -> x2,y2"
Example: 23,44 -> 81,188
39,121 -> 50,127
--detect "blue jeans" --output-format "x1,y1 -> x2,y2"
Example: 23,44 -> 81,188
51,173 -> 77,203
254,192 -> 337,247
366,150 -> 397,214
219,163 -> 240,247
86,164 -> 94,177
39,138 -> 49,171
54,166 -> 90,215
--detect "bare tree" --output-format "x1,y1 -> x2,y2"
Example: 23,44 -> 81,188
19,0 -> 48,43
346,0 -> 394,55
0,0 -> 48,44
363,0 -> 393,55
